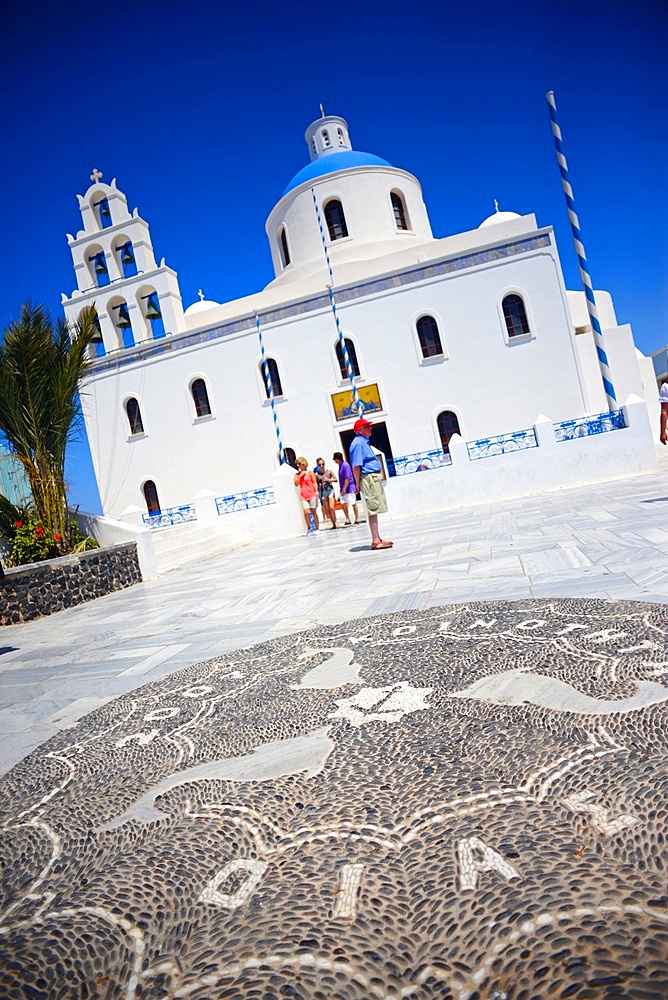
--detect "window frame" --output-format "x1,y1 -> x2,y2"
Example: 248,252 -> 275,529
390,190 -> 411,232
414,313 -> 446,364
258,356 -> 285,401
125,396 -> 145,437
190,376 -> 213,420
436,409 -> 462,453
500,291 -> 533,343
142,479 -> 161,515
278,226 -> 291,268
334,337 -> 361,382
323,198 -> 350,242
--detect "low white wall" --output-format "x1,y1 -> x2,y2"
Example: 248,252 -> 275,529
91,397 -> 657,574
382,395 -> 656,521
193,464 -> 305,544
76,511 -> 158,579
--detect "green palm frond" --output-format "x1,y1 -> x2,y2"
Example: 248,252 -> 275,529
0,302 -> 98,548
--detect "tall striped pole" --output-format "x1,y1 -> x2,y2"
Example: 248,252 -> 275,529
311,187 -> 364,417
546,91 -> 617,409
255,311 -> 286,464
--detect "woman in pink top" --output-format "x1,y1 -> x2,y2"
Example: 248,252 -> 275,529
294,456 -> 319,534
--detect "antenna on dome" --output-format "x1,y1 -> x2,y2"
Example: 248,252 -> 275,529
319,103 -> 326,118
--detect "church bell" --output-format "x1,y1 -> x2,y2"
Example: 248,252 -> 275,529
145,298 -> 162,320
120,244 -> 135,265
116,305 -> 131,329
99,199 -> 111,218
91,315 -> 103,343
93,253 -> 107,275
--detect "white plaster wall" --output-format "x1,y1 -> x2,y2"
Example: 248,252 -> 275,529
82,238 -> 591,522
567,289 -> 618,330
382,397 -> 656,522
266,167 -> 432,280
575,323 -> 651,417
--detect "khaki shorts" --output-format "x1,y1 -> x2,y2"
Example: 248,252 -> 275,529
360,471 -> 387,515
301,497 -> 318,510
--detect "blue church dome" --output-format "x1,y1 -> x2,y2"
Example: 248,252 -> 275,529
283,150 -> 393,195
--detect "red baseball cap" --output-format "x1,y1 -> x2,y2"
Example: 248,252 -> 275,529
353,417 -> 373,433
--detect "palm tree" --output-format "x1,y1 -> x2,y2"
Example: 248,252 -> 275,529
0,302 -> 98,551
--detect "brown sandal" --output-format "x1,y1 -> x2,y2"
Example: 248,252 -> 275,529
371,540 -> 393,550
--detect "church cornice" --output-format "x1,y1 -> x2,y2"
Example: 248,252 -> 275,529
84,232 -> 553,378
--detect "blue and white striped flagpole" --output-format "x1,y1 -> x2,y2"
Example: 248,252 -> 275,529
311,187 -> 364,417
546,90 -> 617,410
255,311 -> 286,464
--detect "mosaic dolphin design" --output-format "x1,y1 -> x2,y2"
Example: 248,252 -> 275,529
99,726 -> 334,832
451,670 -> 668,715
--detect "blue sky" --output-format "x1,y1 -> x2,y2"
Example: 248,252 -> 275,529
1,0 -> 666,514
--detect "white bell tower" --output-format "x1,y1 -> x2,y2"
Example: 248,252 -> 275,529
62,170 -> 185,355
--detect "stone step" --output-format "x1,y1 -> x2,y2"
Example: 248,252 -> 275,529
148,522 -> 236,574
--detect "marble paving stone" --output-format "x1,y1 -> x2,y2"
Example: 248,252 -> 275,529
117,643 -> 192,677
42,695 -> 118,730
467,554 -> 525,577
362,590 -> 434,615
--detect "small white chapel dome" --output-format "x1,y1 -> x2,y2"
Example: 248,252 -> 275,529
478,201 -> 522,229
184,290 -> 221,316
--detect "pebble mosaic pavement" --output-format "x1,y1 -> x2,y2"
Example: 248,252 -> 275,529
1,597 -> 667,999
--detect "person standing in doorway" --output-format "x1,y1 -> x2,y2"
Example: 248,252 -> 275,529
349,417 -> 393,550
333,451 -> 360,526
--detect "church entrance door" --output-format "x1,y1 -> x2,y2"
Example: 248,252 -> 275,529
339,421 -> 395,477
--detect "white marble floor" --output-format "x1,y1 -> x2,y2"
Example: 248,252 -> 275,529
1,453 -> 667,776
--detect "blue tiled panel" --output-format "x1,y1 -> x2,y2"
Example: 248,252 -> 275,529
216,488 -> 276,515
554,409 -> 626,442
387,449 -> 453,476
467,429 -> 538,461
142,504 -> 197,529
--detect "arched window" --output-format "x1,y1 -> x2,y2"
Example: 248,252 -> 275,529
437,411 -> 461,452
191,378 -> 211,417
95,197 -> 112,229
322,129 -> 331,148
502,294 -> 530,338
284,447 -> 297,469
416,315 -> 443,358
337,127 -> 345,146
114,301 -> 134,348
324,199 -> 349,241
335,338 -> 360,379
126,398 -> 144,435
279,227 -> 291,267
260,358 -> 283,398
117,241 -> 137,278
89,251 -> 109,287
391,191 -> 409,231
143,480 -> 160,514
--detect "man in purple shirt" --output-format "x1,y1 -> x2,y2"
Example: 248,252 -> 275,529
348,417 -> 393,550
333,451 -> 360,526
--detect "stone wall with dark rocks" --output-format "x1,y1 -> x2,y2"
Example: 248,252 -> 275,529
0,543 -> 142,626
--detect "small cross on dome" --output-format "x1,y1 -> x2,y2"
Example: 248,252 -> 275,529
197,289 -> 205,301
90,168 -> 103,183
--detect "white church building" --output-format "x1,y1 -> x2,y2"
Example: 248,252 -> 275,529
62,114 -> 659,573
